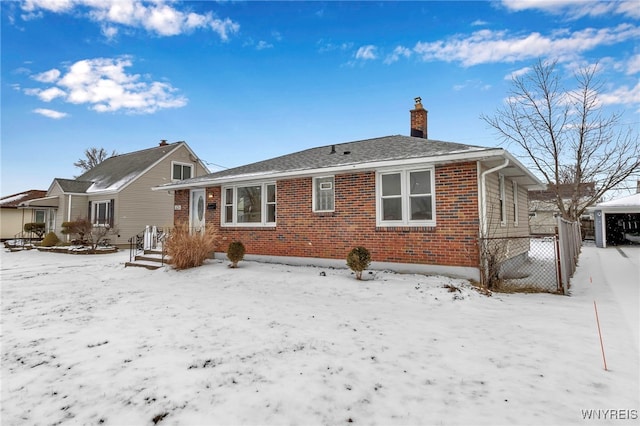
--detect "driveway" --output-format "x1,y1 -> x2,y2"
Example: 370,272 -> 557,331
572,243 -> 640,352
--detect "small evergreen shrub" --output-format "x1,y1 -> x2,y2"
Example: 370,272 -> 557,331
41,232 -> 60,247
347,246 -> 371,280
165,222 -> 218,270
226,241 -> 246,268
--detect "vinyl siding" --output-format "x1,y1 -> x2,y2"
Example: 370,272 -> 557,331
483,169 -> 530,263
115,145 -> 207,245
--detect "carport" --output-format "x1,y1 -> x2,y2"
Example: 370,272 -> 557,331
591,193 -> 640,248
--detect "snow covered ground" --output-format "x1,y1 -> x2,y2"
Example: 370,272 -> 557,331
1,245 -> 638,425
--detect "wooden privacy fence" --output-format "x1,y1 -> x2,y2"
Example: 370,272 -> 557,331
556,217 -> 581,292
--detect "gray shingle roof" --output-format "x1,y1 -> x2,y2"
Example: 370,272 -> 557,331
54,178 -> 94,193
181,135 -> 489,185
61,142 -> 182,193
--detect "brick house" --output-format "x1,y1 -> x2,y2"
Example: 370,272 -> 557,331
157,99 -> 542,281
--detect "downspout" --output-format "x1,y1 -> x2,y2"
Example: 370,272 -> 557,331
480,158 -> 510,238
67,194 -> 72,242
479,158 -> 509,286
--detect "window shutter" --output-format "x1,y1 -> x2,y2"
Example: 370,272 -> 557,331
87,201 -> 92,223
109,199 -> 115,227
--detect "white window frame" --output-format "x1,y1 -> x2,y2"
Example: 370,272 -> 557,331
313,176 -> 335,212
512,180 -> 519,226
222,182 -> 276,227
376,167 -> 436,227
92,200 -> 111,227
172,161 -> 193,181
34,209 -> 46,223
499,173 -> 506,226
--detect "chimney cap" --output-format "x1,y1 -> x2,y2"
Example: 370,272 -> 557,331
414,96 -> 423,110
159,139 -> 168,146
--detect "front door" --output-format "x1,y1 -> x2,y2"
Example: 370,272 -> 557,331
190,189 -> 206,233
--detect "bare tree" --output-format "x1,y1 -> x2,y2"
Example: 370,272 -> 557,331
482,59 -> 639,221
74,147 -> 117,173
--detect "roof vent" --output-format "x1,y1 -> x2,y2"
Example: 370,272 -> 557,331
343,151 -> 351,155
330,145 -> 336,154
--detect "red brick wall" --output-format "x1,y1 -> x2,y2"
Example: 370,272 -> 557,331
174,162 -> 480,268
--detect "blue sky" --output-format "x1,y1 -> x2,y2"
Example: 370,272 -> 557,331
2,0 -> 639,198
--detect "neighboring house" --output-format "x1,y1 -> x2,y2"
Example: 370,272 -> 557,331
0,190 -> 48,241
20,141 -> 209,247
156,99 -> 543,281
590,187 -> 640,248
528,183 -> 596,237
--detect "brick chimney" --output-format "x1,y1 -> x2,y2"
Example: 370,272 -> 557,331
159,139 -> 168,146
410,97 -> 428,139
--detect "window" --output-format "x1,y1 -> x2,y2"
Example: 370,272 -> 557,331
378,168 -> 435,226
172,162 -> 193,180
313,176 -> 335,212
499,173 -> 506,225
222,183 -> 276,226
512,180 -> 519,226
91,200 -> 113,226
34,209 -> 46,223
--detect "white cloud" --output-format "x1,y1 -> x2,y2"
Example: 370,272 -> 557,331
317,40 -> 353,53
256,41 -> 273,50
32,68 -> 60,83
413,24 -> 640,67
355,45 -> 377,60
471,19 -> 488,26
505,66 -> 532,80
33,108 -> 68,119
25,57 -> 187,114
37,87 -> 67,102
599,82 -> 640,106
384,46 -> 412,64
626,54 -> 640,75
22,0 -> 74,13
210,17 -> 240,41
500,0 -> 640,19
20,0 -> 240,39
101,24 -> 118,39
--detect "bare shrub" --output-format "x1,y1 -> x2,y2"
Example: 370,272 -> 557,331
165,222 -> 218,270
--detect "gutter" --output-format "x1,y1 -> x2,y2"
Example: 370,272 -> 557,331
153,148 -> 511,191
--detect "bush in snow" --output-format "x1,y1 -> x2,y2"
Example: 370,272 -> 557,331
23,222 -> 46,238
226,241 -> 246,268
41,232 -> 60,247
61,218 -> 91,244
165,221 -> 218,270
347,246 -> 371,280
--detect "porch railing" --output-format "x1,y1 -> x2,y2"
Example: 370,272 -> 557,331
128,226 -> 171,264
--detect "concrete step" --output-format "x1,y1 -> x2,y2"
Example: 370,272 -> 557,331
125,251 -> 171,270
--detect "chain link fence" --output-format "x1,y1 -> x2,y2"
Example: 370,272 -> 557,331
495,236 -> 560,293
480,218 -> 581,294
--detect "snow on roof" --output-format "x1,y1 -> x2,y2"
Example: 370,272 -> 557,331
0,190 -> 48,207
597,193 -> 640,207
